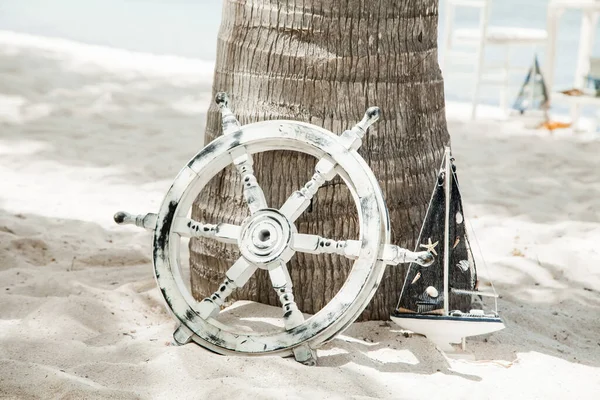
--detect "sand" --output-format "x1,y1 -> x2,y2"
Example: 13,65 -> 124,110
1,31 -> 599,399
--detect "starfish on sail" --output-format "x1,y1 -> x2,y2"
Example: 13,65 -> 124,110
419,238 -> 439,256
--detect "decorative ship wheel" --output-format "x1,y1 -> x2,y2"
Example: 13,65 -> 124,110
114,93 -> 434,365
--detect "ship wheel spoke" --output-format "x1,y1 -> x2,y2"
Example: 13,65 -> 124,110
196,258 -> 258,319
215,92 -> 268,214
291,233 -> 362,260
172,217 -> 240,244
268,262 -> 305,330
279,158 -> 337,222
269,262 -> 318,365
231,147 -> 268,214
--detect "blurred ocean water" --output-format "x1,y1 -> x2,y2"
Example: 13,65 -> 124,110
0,0 -> 222,60
0,0 -> 598,109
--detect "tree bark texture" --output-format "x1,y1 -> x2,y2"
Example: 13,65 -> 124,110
190,0 -> 450,320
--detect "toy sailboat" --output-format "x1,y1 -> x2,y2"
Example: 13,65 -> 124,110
512,54 -> 550,115
391,147 -> 504,350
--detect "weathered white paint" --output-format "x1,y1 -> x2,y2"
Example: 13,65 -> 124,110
114,93 -> 434,365
230,147 -> 268,215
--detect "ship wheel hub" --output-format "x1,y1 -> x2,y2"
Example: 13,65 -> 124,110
238,209 -> 294,267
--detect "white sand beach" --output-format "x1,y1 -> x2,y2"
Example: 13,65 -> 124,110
1,31 -> 599,399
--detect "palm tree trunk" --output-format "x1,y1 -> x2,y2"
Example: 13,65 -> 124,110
190,0 -> 449,320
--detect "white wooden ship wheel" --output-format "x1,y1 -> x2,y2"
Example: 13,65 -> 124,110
114,93 -> 434,365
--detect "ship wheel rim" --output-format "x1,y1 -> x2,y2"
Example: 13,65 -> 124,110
152,120 -> 390,356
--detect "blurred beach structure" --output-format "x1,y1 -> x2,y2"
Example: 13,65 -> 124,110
1,0 -> 598,112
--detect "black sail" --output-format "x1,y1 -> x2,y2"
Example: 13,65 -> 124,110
448,164 -> 478,312
397,160 -> 477,314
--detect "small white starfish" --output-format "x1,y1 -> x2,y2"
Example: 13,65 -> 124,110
419,237 -> 439,256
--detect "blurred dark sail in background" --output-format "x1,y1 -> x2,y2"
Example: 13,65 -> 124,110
513,55 -> 550,115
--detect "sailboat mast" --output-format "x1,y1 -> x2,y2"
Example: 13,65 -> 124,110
443,147 -> 451,315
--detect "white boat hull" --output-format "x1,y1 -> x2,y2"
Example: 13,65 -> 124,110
391,313 -> 505,351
